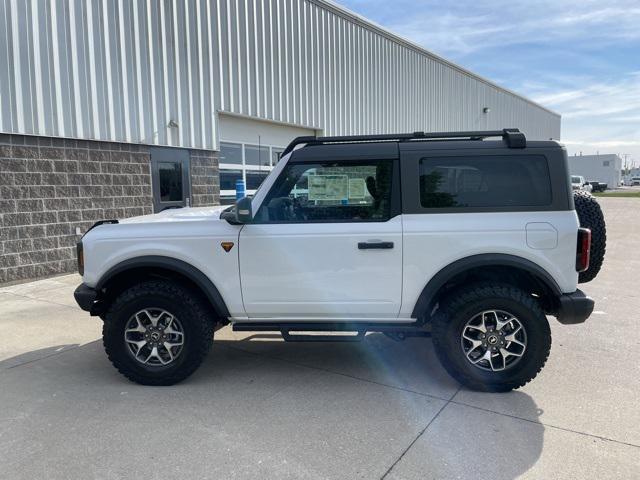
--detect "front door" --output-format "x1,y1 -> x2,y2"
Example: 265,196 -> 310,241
239,158 -> 403,321
150,147 -> 191,212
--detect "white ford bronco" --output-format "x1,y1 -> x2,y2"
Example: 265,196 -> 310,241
74,129 -> 606,391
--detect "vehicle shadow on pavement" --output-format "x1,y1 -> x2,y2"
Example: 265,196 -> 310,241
0,338 -> 544,479
214,332 -> 461,399
209,334 -> 545,480
0,344 -> 80,370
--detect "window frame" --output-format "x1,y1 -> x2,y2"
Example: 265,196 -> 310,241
399,145 -> 571,214
251,158 -> 401,224
149,146 -> 191,213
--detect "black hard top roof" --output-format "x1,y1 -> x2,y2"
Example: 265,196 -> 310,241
285,129 -> 562,162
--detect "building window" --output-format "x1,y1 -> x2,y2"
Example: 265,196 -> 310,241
218,140 -> 285,202
603,160 -> 610,166
219,142 -> 243,165
246,171 -> 270,189
220,170 -> 243,191
158,162 -> 183,201
272,148 -> 283,164
150,146 -> 190,212
245,144 -> 270,168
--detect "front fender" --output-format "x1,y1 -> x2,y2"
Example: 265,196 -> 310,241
81,219 -> 244,317
95,256 -> 230,318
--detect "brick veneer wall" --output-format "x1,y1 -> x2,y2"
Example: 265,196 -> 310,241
190,150 -> 220,207
0,135 -> 153,284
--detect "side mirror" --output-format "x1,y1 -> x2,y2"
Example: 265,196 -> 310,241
235,196 -> 253,223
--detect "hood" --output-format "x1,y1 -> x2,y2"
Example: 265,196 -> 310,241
119,205 -> 229,224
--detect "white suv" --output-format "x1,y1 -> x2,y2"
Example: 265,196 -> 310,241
74,129 -> 605,391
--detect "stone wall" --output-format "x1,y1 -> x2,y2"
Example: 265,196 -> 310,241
190,150 -> 220,207
0,134 -> 153,285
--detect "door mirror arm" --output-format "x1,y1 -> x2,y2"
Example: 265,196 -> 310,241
222,197 -> 253,224
220,210 -> 242,225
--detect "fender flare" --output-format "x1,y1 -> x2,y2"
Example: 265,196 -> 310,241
411,253 -> 562,318
96,256 -> 230,318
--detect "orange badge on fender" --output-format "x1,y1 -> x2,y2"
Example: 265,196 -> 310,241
221,242 -> 234,252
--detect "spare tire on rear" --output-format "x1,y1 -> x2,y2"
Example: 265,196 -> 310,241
573,191 -> 606,283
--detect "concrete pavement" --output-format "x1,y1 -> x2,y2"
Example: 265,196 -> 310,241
0,197 -> 639,479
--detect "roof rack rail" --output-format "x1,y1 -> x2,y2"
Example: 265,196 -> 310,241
281,128 -> 526,156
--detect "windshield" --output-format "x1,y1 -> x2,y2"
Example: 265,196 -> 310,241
571,176 -> 581,183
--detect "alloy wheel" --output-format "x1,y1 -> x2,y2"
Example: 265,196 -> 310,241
124,308 -> 185,366
460,310 -> 527,372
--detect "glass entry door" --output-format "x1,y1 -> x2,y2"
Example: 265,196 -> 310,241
150,147 -> 191,212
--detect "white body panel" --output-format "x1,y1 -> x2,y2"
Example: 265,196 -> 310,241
400,210 -> 579,317
238,216 -> 403,321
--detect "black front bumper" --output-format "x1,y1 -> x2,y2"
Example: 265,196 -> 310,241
74,283 -> 99,312
556,289 -> 594,324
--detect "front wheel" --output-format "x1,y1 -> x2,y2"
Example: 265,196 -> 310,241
432,284 -> 551,392
103,280 -> 215,385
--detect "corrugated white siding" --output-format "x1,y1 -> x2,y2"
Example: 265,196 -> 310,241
0,0 -> 560,150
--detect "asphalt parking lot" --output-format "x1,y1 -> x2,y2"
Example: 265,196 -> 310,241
1,197 -> 639,479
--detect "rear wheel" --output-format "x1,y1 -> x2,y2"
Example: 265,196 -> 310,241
103,280 -> 215,385
432,284 -> 551,392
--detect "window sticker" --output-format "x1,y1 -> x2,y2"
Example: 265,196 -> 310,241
308,174 -> 349,201
348,178 -> 366,199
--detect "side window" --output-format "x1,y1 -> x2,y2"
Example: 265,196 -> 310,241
419,155 -> 552,208
255,160 -> 394,223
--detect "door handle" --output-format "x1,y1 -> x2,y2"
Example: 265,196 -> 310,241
358,241 -> 394,250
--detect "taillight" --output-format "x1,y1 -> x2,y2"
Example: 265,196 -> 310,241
576,228 -> 591,272
76,241 -> 84,276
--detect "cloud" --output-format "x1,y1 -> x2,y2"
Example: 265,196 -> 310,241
379,0 -> 640,56
525,72 -> 640,157
532,73 -> 640,120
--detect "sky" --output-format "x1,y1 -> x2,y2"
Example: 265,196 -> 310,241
339,0 -> 640,166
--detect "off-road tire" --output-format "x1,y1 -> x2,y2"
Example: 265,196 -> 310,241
573,190 -> 606,283
103,280 -> 215,385
432,284 -> 551,392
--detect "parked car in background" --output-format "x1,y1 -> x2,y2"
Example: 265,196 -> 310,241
588,181 -> 607,192
571,175 -> 592,192
631,177 -> 640,186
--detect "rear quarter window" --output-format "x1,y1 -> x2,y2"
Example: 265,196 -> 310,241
419,155 -> 552,209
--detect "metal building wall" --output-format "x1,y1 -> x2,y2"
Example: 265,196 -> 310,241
0,0 -> 560,151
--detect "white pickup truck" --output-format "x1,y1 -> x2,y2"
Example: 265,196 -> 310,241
74,129 -> 605,391
571,175 -> 592,192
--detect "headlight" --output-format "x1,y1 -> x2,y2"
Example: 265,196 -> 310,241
76,241 -> 84,275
